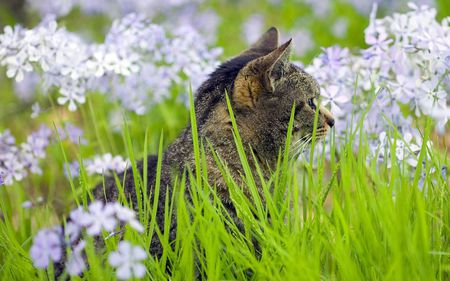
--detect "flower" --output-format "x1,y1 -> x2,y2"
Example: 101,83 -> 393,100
57,86 -> 86,112
320,46 -> 349,70
66,240 -> 87,276
389,73 -> 418,103
113,203 -> 144,233
31,103 -> 41,119
108,241 -> 147,280
84,153 -> 129,176
58,123 -> 87,145
30,200 -> 145,275
30,227 -> 63,268
81,201 -> 117,236
320,85 -> 350,117
4,53 -> 33,82
305,3 -> 448,171
0,13 -> 221,114
65,221 -> 82,244
22,200 -> 33,209
0,125 -> 52,185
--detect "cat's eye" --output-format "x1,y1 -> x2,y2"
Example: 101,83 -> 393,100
308,98 -> 317,110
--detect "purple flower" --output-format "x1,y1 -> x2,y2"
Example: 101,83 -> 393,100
64,161 -> 80,178
65,221 -> 82,244
113,203 -> 144,233
22,200 -> 33,209
320,85 -> 350,117
30,227 -> 63,268
82,201 -> 117,235
31,103 -> 41,119
320,46 -> 349,70
389,73 -> 418,103
66,240 -> 87,276
64,123 -> 87,145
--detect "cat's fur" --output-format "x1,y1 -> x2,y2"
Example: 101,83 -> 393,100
93,27 -> 334,258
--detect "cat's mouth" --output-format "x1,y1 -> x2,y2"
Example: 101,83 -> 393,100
292,126 -> 329,141
314,127 -> 329,139
289,127 -> 329,158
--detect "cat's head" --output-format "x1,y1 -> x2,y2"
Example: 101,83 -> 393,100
196,27 -> 334,161
230,27 -> 334,155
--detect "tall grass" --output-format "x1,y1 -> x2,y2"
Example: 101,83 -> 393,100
0,90 -> 448,280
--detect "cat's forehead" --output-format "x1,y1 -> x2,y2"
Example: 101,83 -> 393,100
283,64 -> 320,97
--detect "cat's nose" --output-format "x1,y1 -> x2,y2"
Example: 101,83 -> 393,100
319,106 -> 334,128
327,118 -> 335,128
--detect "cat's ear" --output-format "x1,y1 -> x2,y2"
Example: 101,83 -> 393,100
260,39 -> 292,92
241,27 -> 279,56
233,39 -> 292,108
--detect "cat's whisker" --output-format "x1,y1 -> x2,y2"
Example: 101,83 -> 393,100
289,134 -> 313,160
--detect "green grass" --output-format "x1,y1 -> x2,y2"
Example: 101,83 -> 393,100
0,87 -> 448,280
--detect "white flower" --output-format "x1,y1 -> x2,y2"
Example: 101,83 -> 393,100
109,155 -> 129,174
85,153 -> 129,175
57,86 -> 86,111
108,241 -> 147,280
5,53 -> 33,82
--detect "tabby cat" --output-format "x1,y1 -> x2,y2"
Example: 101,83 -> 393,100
93,26 -> 334,258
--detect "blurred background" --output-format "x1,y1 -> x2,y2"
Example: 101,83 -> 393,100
1,0 -> 449,61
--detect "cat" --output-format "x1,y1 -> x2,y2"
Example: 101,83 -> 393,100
64,26 -> 334,273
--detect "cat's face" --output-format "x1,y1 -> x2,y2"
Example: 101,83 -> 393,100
232,28 -> 334,155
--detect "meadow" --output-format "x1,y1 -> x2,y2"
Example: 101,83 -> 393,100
0,0 -> 449,280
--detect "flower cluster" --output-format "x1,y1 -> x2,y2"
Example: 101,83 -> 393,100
65,153 -> 129,178
26,0 -> 204,19
372,131 -> 431,168
26,0 -> 221,44
84,154 -> 129,176
306,3 -> 449,166
0,14 -> 222,114
346,0 -> 436,15
0,122 -> 88,186
0,125 -> 52,186
30,201 -> 146,279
